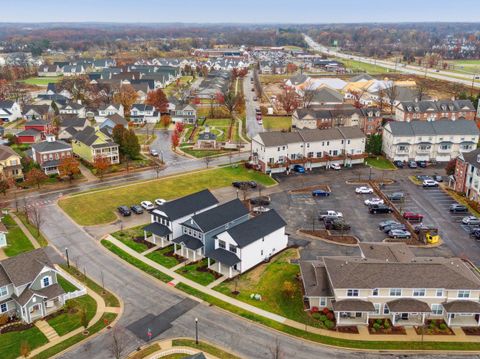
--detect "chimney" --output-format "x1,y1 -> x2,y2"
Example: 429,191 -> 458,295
45,134 -> 55,143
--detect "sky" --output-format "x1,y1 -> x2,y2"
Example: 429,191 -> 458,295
1,0 -> 479,23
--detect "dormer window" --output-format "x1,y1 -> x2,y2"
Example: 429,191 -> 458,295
42,276 -> 51,287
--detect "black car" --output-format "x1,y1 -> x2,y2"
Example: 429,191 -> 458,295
379,220 -> 399,230
449,204 -> 468,213
471,229 -> 480,240
433,175 -> 443,182
393,160 -> 404,168
130,205 -> 144,214
383,223 -> 406,233
388,192 -> 404,202
369,204 -> 393,214
232,181 -> 257,189
118,206 -> 131,217
417,161 -> 427,168
249,196 -> 271,206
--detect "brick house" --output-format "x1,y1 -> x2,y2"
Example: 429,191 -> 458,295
30,134 -> 73,175
395,100 -> 476,122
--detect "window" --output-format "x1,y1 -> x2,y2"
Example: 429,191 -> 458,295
307,152 -> 313,158
347,289 -> 359,297
0,286 -> 7,297
218,240 -> 226,249
0,303 -> 6,313
374,303 -> 381,315
413,288 -> 425,297
458,290 -> 470,298
319,298 -> 327,307
436,289 -> 444,297
261,249 -> 264,256
229,245 -> 237,254
383,305 -> 390,314
389,288 -> 401,296
372,288 -> 378,296
42,276 -> 51,287
431,304 -> 443,315
316,152 -> 322,158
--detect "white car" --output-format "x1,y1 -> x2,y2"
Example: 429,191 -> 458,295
364,197 -> 384,206
330,163 -> 341,170
140,201 -> 155,210
150,149 -> 159,157
422,179 -> 439,188
252,206 -> 270,214
462,216 -> 480,225
319,210 -> 343,219
155,198 -> 166,206
355,186 -> 373,194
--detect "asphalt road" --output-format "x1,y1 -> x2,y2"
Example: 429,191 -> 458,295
304,35 -> 480,88
244,70 -> 264,139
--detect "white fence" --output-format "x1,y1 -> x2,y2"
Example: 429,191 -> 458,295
55,264 -> 88,301
64,288 -> 87,301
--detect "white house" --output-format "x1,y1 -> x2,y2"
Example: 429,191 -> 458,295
130,104 -> 160,124
0,100 -> 22,122
251,126 -> 366,173
95,104 -> 125,123
172,104 -> 197,124
382,120 -> 480,163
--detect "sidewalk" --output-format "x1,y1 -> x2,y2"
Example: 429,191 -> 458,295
79,163 -> 98,182
105,234 -> 480,343
10,212 -> 41,249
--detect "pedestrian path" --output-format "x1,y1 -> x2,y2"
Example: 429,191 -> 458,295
35,320 -> 60,341
141,245 -> 160,255
206,275 -> 227,289
10,212 -> 41,248
170,260 -> 191,272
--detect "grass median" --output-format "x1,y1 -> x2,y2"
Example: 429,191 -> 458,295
59,165 -> 276,226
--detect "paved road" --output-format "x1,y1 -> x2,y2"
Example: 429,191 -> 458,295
304,35 -> 480,88
244,70 -> 264,139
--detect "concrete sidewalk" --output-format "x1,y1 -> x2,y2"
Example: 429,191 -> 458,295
10,212 -> 41,249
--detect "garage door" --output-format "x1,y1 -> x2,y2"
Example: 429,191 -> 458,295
436,155 -> 451,162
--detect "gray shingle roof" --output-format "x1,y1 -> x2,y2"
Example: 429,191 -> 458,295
387,298 -> 431,313
32,140 -> 71,153
0,145 -> 20,161
332,299 -> 375,312
442,300 -> 480,313
172,234 -> 203,250
299,261 -> 333,297
187,199 -> 248,233
386,120 -> 479,137
208,248 -> 240,266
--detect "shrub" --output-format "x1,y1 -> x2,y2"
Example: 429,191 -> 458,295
310,306 -> 319,313
322,307 -> 330,315
439,323 -> 447,330
372,322 -> 381,331
383,320 -> 391,329
319,314 -> 327,322
0,314 -> 8,326
376,318 -> 383,325
324,320 -> 335,329
326,312 -> 334,320
429,321 -> 436,330
312,312 -> 322,320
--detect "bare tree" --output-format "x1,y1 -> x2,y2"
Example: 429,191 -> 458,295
204,155 -> 212,168
153,162 -> 162,179
377,89 -> 386,111
28,205 -> 43,237
415,84 -> 427,101
301,80 -> 317,108
385,83 -> 398,113
269,338 -> 283,359
239,183 -> 250,201
108,327 -> 128,359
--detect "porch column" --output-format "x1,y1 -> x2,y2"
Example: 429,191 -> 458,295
161,237 -> 164,247
336,312 -> 340,325
421,313 -> 426,325
208,258 -> 211,267
448,314 -> 451,326
193,250 -> 196,261
152,234 -> 156,244
392,313 -> 396,326
181,245 -> 184,257
219,262 -> 222,274
365,312 -> 370,324
144,230 -> 147,242
174,243 -> 177,254
229,266 -> 232,278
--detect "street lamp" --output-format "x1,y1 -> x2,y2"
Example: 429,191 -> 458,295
65,247 -> 70,268
159,150 -> 164,163
195,317 -> 199,345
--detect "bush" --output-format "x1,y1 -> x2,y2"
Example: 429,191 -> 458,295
322,307 -> 330,315
326,312 -> 334,321
0,314 -> 8,326
439,323 -> 447,330
310,306 -> 319,313
376,318 -> 383,325
372,322 -> 381,330
429,321 -> 437,330
324,320 -> 335,329
312,312 -> 322,320
319,314 -> 327,322
383,320 -> 390,329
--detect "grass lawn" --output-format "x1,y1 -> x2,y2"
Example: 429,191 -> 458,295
180,146 -> 233,158
111,225 -> 149,253
365,156 -> 396,170
341,58 -> 393,75
137,134 -> 157,146
59,165 -> 276,226
262,116 -> 291,131
57,275 -> 79,293
2,214 -> 35,257
20,76 -> 62,86
129,343 -> 161,359
0,326 -> 48,359
145,245 -> 180,268
47,295 -> 97,336
214,249 -> 313,324
172,339 -> 240,359
15,212 -> 48,247
175,259 -> 217,286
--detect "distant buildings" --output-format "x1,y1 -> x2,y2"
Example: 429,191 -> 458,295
395,100 -> 476,122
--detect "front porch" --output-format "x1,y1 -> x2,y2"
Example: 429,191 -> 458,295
335,311 -> 370,326
446,313 -> 480,327
143,222 -> 173,248
391,312 -> 426,326
173,242 -> 203,261
442,300 -> 480,327
332,299 -> 375,326
387,298 -> 431,326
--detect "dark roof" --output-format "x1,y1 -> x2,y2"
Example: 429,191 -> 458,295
34,283 -> 65,300
172,234 -> 203,250
224,210 -> 286,248
151,189 -> 218,221
208,248 -> 241,266
185,354 -> 207,359
359,242 -> 414,263
387,298 -> 431,313
73,126 -> 98,146
332,299 -> 375,312
0,145 -> 20,161
187,199 -> 249,233
386,119 -> 479,137
41,160 -> 60,168
462,148 -> 480,169
299,261 -> 333,297
442,300 -> 480,313
17,128 -> 41,137
60,117 -> 87,129
104,113 -> 128,127
143,222 -> 172,237
61,126 -> 78,136
31,140 -> 71,153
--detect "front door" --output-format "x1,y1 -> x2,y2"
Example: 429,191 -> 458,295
401,313 -> 408,320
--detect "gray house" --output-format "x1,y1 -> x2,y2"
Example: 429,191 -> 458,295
0,249 -> 67,323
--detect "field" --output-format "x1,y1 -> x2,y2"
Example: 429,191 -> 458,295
262,116 -> 291,131
20,76 -> 62,86
2,214 -> 35,257
447,59 -> 480,76
58,166 -> 276,226
341,58 -> 394,75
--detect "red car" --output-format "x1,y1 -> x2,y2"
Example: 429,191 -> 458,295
403,212 -> 423,221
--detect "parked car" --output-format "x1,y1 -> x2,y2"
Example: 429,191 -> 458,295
450,204 -> 468,213
462,216 -> 480,226
422,179 -> 439,188
388,192 -> 405,201
330,163 -> 341,170
252,206 -> 270,214
117,206 -> 131,217
319,210 -> 343,219
393,160 -> 404,168
325,219 -> 351,231
355,186 -> 373,194
141,201 -> 155,210
253,96 -> 258,101
312,189 -> 331,197
379,220 -> 399,230
414,223 -> 436,233
408,161 -> 418,169
232,181 -> 257,188
130,205 -> 144,214
369,204 -> 393,214
417,161 -> 427,168
471,229 -> 480,240
249,196 -> 271,206
364,197 -> 384,206
155,198 -> 166,206
292,164 -> 305,173
403,212 -> 424,221
150,149 -> 159,157
417,175 -> 432,181
383,223 -> 406,233
433,175 -> 443,182
388,229 -> 412,239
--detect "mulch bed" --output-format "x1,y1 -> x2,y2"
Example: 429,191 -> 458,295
336,326 -> 359,334
300,230 -> 358,245
0,322 -> 34,334
368,319 -> 406,335
133,237 -> 156,249
196,264 -> 222,279
463,327 -> 480,335
163,249 -> 187,263
414,320 -> 454,335
290,184 -> 330,194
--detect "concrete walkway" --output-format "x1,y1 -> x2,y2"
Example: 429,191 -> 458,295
206,275 -> 227,289
35,320 -> 60,341
10,212 -> 41,249
78,163 -> 98,182
141,245 -> 161,256
105,235 -> 480,343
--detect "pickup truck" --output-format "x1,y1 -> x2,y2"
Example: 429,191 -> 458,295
319,210 -> 343,219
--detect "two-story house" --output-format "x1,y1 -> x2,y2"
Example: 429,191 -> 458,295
30,134 -> 73,175
58,117 -> 89,141
143,189 -> 219,247
251,126 -> 366,174
0,100 -> 22,123
130,104 -> 160,124
0,145 -> 23,180
23,105 -> 52,121
395,100 -> 476,122
452,148 -> 480,202
72,126 -> 120,164
95,104 -> 125,124
0,249 -> 68,323
172,104 -> 197,124
300,242 -> 480,327
58,103 -> 86,118
382,120 -> 479,163
173,199 -> 250,261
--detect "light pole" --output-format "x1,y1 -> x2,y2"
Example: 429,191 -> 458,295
65,247 -> 70,268
195,317 -> 199,345
159,150 -> 164,163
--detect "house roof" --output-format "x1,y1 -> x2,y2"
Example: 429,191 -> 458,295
332,299 -> 375,312
387,298 -> 431,313
208,248 -> 241,266
299,261 -> 333,297
143,222 -> 172,237
461,148 -> 480,169
186,199 -> 249,233
151,189 -> 218,221
350,74 -> 374,82
172,234 -> 203,250
60,117 -> 87,129
0,145 -> 20,161
104,113 -> 128,127
17,128 -> 42,137
359,242 -> 414,263
307,87 -> 344,104
224,210 -> 286,248
385,120 -> 479,137
442,300 -> 480,314
31,140 -> 71,153
399,99 -> 475,113
34,283 -> 65,301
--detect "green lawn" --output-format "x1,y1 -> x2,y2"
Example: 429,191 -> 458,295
2,214 -> 35,257
365,157 -> 396,170
111,225 -> 149,253
59,165 -> 276,226
57,275 -> 79,293
262,116 -> 291,131
175,259 -> 217,286
341,58 -> 393,75
448,59 -> 480,75
15,212 -> 49,247
47,295 -> 97,336
137,134 -> 157,146
20,76 -> 62,86
145,245 -> 181,268
0,326 -> 48,359
180,146 -> 233,158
